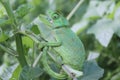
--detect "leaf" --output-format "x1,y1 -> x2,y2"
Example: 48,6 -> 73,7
15,3 -> 32,18
83,0 -> 112,19
71,20 -> 89,34
30,24 -> 40,35
80,60 -> 104,80
87,18 -> 120,47
87,51 -> 100,60
108,1 -> 120,19
71,1 -> 113,35
114,7 -> 120,20
0,63 -> 19,80
19,66 -> 43,80
10,64 -> 22,80
21,0 -> 49,25
0,19 -> 11,26
0,32 -> 9,42
22,36 -> 34,48
0,4 -> 6,18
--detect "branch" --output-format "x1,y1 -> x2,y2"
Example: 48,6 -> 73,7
32,52 -> 43,67
66,0 -> 84,20
0,44 -> 18,56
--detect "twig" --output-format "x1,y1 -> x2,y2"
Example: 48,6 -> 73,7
0,44 -> 18,56
32,52 -> 43,67
66,0 -> 84,20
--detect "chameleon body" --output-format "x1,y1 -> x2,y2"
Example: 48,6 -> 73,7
37,10 -> 86,79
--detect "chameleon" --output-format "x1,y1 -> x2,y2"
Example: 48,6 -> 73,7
35,10 -> 86,79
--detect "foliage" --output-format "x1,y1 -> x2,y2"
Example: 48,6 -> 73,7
0,0 -> 120,80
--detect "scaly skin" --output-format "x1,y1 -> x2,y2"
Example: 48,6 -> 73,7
39,10 -> 86,79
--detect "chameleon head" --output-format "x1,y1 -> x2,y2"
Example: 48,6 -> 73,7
47,10 -> 69,28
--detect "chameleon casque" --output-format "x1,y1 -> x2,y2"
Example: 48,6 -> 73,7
36,10 -> 86,79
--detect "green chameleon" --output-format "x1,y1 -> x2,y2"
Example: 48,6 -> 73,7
36,10 -> 86,79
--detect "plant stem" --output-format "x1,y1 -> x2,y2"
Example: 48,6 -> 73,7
0,44 -> 18,56
15,34 -> 28,67
66,0 -> 84,20
32,52 -> 43,67
0,0 -> 28,67
0,0 -> 16,29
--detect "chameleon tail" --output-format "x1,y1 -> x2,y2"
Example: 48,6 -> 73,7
42,47 -> 67,79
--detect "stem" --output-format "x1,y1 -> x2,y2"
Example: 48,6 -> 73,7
15,34 -> 28,67
32,52 -> 43,67
66,0 -> 84,20
0,0 -> 28,67
0,0 -> 17,29
0,44 -> 18,56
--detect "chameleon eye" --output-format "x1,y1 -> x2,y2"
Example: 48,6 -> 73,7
52,13 -> 59,20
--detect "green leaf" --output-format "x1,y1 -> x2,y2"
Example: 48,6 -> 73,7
0,3 -> 6,18
71,20 -> 89,34
83,0 -> 112,19
0,19 -> 12,27
21,0 -> 49,25
80,60 -> 104,80
10,64 -> 22,80
22,36 -> 34,48
15,3 -> 32,18
87,18 -> 120,47
30,24 -> 40,35
0,63 -> 19,80
19,66 -> 43,80
107,1 -> 120,19
0,32 -> 9,42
